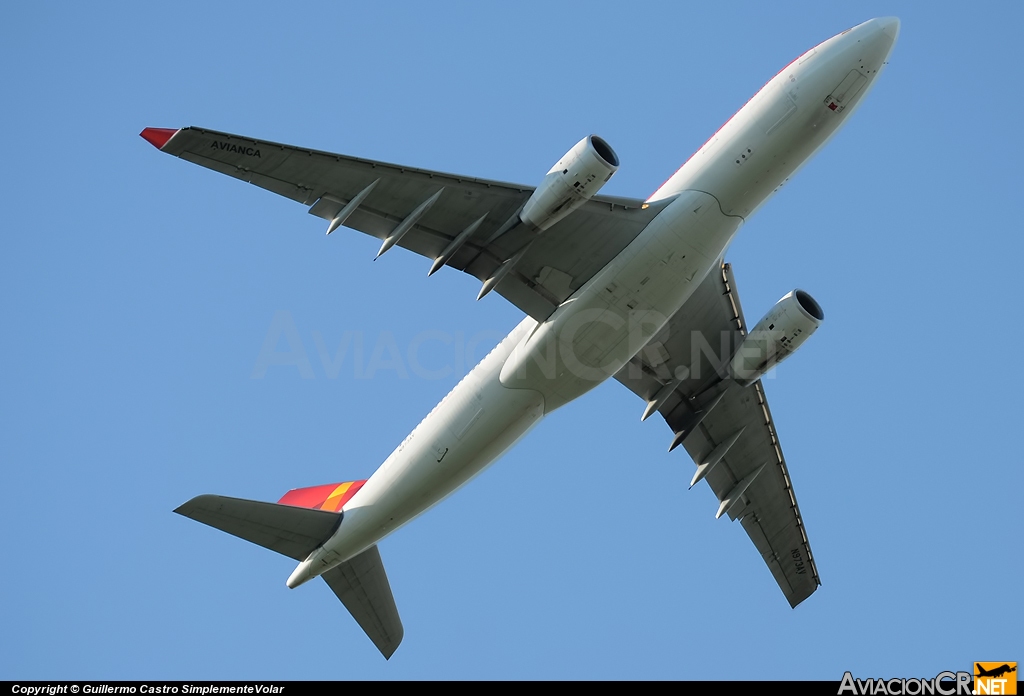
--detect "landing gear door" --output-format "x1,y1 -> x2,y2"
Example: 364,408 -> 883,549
824,70 -> 868,113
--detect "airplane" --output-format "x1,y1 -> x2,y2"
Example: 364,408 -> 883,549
976,665 -> 1017,679
143,17 -> 901,659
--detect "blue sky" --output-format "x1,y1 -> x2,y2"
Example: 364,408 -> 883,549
2,1 -> 1021,680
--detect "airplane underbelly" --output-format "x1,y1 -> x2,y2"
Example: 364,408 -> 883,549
322,319 -> 544,563
649,46 -> 877,219
375,374 -> 545,531
500,190 -> 741,411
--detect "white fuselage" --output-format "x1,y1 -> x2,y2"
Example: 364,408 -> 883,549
286,17 -> 899,589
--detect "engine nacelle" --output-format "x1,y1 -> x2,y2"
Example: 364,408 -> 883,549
520,135 -> 619,231
728,289 -> 824,387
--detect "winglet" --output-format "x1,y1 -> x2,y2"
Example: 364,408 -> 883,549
140,127 -> 179,150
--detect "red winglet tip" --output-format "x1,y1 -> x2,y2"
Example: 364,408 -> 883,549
140,127 -> 179,150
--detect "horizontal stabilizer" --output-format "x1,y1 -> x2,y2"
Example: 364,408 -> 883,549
322,545 -> 404,659
174,494 -> 341,561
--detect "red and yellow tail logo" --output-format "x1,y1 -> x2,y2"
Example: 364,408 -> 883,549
975,663 -> 1017,695
278,480 -> 367,512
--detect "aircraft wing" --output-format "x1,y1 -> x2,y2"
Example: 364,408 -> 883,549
613,263 -> 821,607
145,126 -> 661,320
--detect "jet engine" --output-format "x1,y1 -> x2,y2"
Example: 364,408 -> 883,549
520,135 -> 619,231
728,289 -> 824,387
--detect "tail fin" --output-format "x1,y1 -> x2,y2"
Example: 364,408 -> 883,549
174,493 -> 404,658
277,479 -> 367,512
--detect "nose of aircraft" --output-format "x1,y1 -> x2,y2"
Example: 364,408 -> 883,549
864,16 -> 900,48
872,16 -> 900,61
878,16 -> 901,41
828,17 -> 901,62
853,16 -> 900,62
